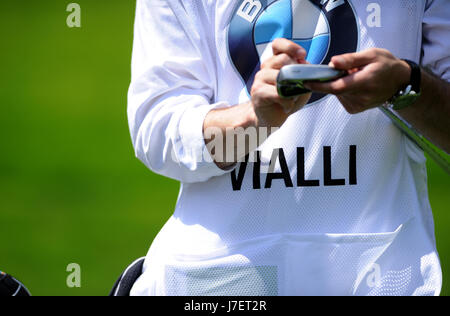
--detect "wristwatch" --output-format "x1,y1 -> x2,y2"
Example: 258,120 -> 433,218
385,59 -> 421,111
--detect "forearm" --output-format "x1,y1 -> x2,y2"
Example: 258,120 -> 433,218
203,102 -> 260,170
397,67 -> 450,153
203,39 -> 310,170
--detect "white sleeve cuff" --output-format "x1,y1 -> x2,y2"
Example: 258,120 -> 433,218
176,101 -> 231,182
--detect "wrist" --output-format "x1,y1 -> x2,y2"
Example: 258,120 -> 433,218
385,59 -> 422,111
203,101 -> 259,144
395,59 -> 411,91
242,101 -> 259,129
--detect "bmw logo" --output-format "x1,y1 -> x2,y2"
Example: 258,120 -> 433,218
228,0 -> 359,104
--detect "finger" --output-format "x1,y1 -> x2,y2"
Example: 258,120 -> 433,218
256,68 -> 279,85
272,38 -> 306,60
262,53 -> 297,70
337,95 -> 363,114
262,85 -> 297,113
330,49 -> 378,70
304,69 -> 368,95
289,92 -> 312,114
277,97 -> 297,114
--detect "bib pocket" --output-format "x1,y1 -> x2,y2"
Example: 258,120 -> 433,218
162,225 -> 404,296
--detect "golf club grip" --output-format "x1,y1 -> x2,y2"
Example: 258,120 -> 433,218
379,106 -> 450,175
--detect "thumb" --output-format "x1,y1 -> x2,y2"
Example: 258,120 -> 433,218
330,50 -> 377,70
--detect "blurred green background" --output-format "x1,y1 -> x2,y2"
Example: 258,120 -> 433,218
0,1 -> 448,296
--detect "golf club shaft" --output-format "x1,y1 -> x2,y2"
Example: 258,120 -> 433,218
379,106 -> 450,174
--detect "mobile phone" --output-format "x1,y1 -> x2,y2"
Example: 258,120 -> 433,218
277,64 -> 347,98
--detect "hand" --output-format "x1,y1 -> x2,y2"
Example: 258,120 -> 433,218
250,38 -> 311,128
304,48 -> 411,114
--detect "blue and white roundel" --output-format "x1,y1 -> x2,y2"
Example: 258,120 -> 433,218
254,0 -> 330,65
228,0 -> 359,103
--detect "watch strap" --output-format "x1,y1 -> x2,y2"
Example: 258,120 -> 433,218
402,59 -> 421,93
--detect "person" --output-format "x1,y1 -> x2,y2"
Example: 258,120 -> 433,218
127,0 -> 450,295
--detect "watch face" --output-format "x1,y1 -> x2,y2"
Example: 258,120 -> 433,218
393,93 -> 420,110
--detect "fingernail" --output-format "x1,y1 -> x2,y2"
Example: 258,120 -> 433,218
328,61 -> 335,68
297,48 -> 306,56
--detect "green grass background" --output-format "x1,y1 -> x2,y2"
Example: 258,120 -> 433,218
0,1 -> 448,296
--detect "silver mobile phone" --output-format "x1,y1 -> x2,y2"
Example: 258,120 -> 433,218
277,64 -> 347,98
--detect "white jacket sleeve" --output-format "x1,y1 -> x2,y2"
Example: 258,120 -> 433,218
128,0 -> 230,183
422,0 -> 450,82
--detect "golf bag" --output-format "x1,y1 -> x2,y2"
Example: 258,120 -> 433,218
0,271 -> 31,296
109,257 -> 145,296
